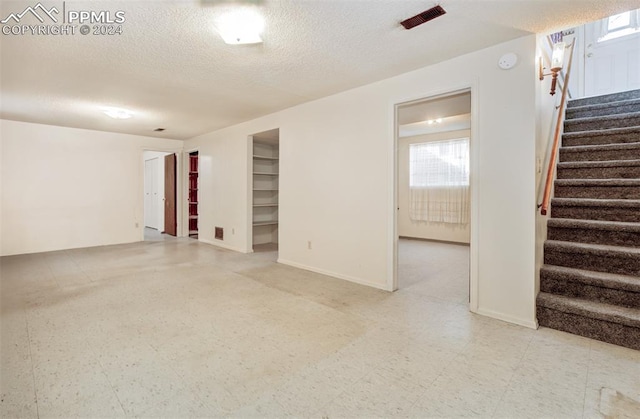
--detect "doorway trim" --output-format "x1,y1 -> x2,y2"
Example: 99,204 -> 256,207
389,82 -> 480,313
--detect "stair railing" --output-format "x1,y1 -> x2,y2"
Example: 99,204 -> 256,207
539,38 -> 576,216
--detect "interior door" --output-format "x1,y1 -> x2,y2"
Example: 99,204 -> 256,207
584,18 -> 640,96
144,158 -> 159,229
164,153 -> 177,236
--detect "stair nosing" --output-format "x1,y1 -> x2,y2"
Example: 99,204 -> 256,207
547,218 -> 640,232
557,159 -> 640,168
562,126 -> 640,138
564,111 -> 640,124
541,264 -> 640,293
559,142 -> 640,152
551,198 -> 640,208
544,239 -> 640,255
567,90 -> 640,108
566,97 -> 640,112
554,178 -> 640,186
537,292 -> 640,328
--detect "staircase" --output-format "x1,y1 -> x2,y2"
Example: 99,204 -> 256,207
537,89 -> 640,350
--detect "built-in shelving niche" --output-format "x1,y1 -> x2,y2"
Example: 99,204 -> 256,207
251,129 -> 279,250
188,151 -> 199,238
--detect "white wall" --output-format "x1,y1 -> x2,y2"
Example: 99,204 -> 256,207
143,150 -> 171,231
187,35 -> 540,328
398,130 -> 471,244
0,120 -> 183,256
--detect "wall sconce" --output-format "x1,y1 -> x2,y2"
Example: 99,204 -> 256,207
539,42 -> 566,95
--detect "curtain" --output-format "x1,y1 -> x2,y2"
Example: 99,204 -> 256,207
409,139 -> 470,224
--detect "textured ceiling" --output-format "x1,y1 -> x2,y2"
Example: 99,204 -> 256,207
0,0 -> 637,140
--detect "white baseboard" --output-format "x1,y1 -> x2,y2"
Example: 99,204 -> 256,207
199,238 -> 245,253
475,307 -> 539,329
277,258 -> 389,291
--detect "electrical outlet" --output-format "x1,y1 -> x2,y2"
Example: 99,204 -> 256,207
307,240 -> 312,250
232,228 -> 235,235
135,222 -> 139,228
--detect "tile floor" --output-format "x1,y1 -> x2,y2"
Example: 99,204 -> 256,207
1,237 -> 638,418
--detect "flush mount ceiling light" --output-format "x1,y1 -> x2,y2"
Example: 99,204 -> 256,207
215,7 -> 264,44
102,107 -> 133,119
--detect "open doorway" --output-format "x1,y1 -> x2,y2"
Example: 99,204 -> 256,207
142,150 -> 178,241
394,90 -> 472,304
250,129 -> 280,256
569,8 -> 640,98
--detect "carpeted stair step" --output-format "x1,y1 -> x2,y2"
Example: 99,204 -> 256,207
540,265 -> 640,309
547,218 -> 640,247
544,240 -> 640,276
550,198 -> 640,222
564,112 -> 640,133
537,292 -> 640,350
567,89 -> 640,108
562,126 -> 640,147
566,98 -> 640,120
559,142 -> 640,162
554,179 -> 640,199
556,159 -> 640,179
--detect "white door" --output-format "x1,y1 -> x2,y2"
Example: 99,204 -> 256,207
584,12 -> 640,97
144,158 -> 159,229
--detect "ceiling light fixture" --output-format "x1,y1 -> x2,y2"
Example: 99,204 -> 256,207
215,7 -> 264,45
102,107 -> 133,119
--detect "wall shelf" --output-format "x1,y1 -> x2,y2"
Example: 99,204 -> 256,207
252,138 -> 279,248
188,151 -> 199,238
253,221 -> 278,226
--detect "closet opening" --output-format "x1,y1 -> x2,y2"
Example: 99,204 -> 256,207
250,129 -> 280,254
188,151 -> 199,239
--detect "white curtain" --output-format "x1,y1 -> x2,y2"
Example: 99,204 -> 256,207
409,139 -> 470,224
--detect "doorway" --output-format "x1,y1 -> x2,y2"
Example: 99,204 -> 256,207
393,90 -> 472,304
143,150 -> 176,240
581,9 -> 640,97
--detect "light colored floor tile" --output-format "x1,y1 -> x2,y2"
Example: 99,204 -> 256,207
320,371 -> 424,418
2,238 -> 639,418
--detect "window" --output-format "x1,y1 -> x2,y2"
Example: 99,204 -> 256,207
410,138 -> 469,188
408,138 -> 470,224
608,12 -> 631,31
598,10 -> 640,42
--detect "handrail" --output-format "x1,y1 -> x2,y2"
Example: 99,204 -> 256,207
539,39 -> 576,216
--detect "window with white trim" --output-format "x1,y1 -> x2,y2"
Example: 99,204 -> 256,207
598,10 -> 640,42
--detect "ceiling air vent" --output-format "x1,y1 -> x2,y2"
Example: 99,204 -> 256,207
400,5 -> 446,30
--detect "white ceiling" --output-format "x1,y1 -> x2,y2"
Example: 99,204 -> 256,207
398,91 -> 471,137
0,0 -> 636,140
